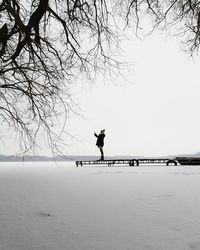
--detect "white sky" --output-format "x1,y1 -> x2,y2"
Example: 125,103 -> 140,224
1,31 -> 200,157
67,32 -> 200,157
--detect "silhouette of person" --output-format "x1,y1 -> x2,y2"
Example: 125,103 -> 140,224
94,129 -> 105,160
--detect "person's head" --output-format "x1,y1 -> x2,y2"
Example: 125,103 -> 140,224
100,129 -> 105,134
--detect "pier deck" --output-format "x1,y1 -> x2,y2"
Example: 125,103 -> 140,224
75,158 -> 178,167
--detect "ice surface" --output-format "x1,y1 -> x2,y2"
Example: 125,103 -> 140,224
0,162 -> 200,250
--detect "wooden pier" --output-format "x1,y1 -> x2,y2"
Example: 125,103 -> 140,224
75,158 -> 178,167
75,157 -> 200,167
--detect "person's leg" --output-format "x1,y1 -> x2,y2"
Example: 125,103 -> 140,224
100,147 -> 104,160
98,146 -> 104,160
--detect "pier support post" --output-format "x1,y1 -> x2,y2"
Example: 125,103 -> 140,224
129,159 -> 139,166
166,160 -> 177,166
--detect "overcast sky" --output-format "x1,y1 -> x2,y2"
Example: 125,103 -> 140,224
68,32 -> 200,157
1,30 -> 200,157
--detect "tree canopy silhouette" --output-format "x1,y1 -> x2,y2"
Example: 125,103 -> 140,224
0,0 -> 200,153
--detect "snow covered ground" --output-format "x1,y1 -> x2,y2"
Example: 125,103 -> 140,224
0,162 -> 200,250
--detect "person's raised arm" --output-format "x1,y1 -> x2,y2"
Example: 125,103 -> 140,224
94,132 -> 98,138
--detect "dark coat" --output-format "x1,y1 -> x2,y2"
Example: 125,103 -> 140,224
94,133 -> 105,147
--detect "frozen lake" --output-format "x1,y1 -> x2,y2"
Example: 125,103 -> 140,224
0,162 -> 200,250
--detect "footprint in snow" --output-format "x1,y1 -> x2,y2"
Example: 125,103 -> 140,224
189,242 -> 200,250
38,212 -> 51,217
